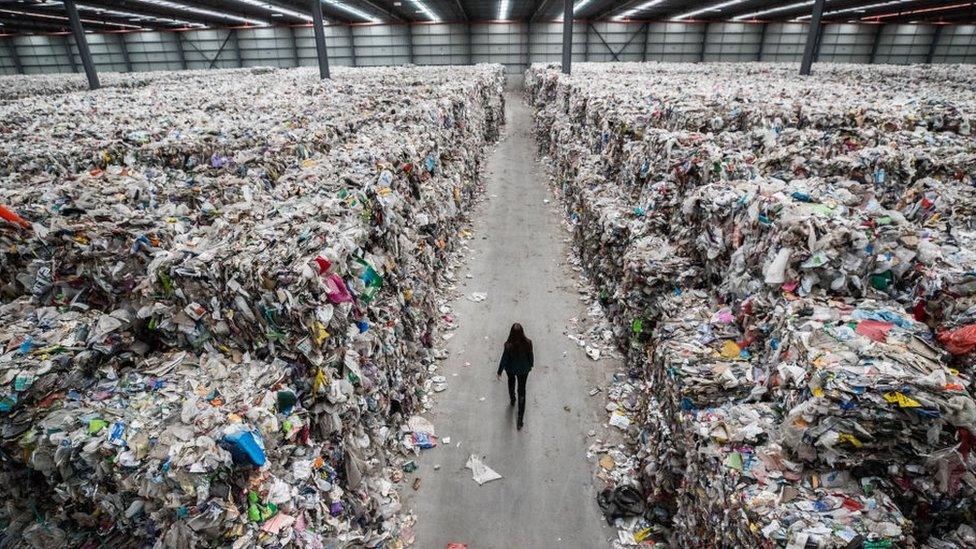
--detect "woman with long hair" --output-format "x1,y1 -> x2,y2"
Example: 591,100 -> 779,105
496,322 -> 534,430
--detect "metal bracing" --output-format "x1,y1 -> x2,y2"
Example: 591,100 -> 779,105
583,20 -> 590,62
5,38 -> 24,74
466,22 -> 473,65
118,33 -> 132,72
407,23 -> 414,65
64,0 -> 99,87
525,20 -> 533,67
289,25 -> 300,67
699,22 -> 709,63
206,29 -> 233,69
927,25 -> 944,64
590,22 -> 646,63
800,0 -> 825,75
232,29 -> 243,68
64,35 -> 78,73
641,22 -> 649,62
560,0 -> 572,74
348,25 -> 357,67
869,24 -> 883,64
175,31 -> 188,70
310,0 -> 330,79
756,23 -> 767,62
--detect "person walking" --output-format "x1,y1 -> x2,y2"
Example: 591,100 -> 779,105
496,323 -> 533,430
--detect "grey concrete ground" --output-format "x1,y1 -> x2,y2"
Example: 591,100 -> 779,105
403,94 -> 618,548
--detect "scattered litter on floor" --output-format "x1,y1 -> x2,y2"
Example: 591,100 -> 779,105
465,454 -> 503,485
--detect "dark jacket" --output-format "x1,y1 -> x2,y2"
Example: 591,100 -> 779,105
497,340 -> 534,376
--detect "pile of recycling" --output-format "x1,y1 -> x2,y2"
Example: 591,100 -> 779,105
0,67 -> 276,101
0,64 -> 504,547
528,62 -> 976,547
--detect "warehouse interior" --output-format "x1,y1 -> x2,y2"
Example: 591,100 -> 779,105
1,1 -> 976,548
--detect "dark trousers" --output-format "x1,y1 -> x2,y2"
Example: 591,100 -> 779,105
507,372 -> 528,423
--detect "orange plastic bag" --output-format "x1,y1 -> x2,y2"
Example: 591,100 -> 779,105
0,204 -> 30,229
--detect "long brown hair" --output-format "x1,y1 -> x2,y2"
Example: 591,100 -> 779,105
505,323 -> 532,359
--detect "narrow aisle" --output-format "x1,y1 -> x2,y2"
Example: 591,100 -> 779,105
405,93 -> 616,547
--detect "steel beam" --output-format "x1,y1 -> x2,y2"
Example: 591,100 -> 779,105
407,23 -> 414,65
868,24 -> 883,64
5,38 -> 24,75
64,0 -> 98,87
813,21 -> 824,62
467,22 -> 473,65
799,0 -> 825,76
583,21 -> 590,62
289,26 -> 300,67
591,24 -> 621,62
233,29 -> 244,68
699,22 -> 709,63
310,0 -> 330,79
175,31 -> 188,70
641,22 -> 649,62
756,23 -> 767,62
65,35 -> 79,73
926,25 -> 943,64
118,33 -> 132,72
561,0 -> 572,74
531,0 -> 555,22
348,25 -> 357,67
526,20 -> 533,67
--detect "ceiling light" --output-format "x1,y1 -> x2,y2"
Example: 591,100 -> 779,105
613,0 -> 666,21
325,1 -> 380,23
796,0 -> 913,20
672,0 -> 745,20
732,1 -> 814,21
235,1 -> 312,22
498,0 -> 509,20
0,7 -> 145,29
556,0 -> 595,21
44,1 -> 207,28
408,0 -> 439,22
132,0 -> 266,26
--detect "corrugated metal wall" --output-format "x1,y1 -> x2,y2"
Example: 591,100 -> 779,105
1,21 -> 974,77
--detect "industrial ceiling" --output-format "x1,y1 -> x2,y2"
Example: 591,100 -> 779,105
0,1 -> 973,34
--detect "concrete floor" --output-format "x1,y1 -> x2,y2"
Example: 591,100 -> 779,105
403,94 -> 617,548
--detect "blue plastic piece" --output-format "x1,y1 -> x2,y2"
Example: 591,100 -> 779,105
222,428 -> 267,467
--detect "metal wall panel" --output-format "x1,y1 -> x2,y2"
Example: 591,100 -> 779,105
2,21 -> 975,76
704,22 -> 762,61
874,24 -> 935,64
933,24 -> 976,64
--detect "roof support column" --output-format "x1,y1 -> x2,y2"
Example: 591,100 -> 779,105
641,22 -> 649,62
232,29 -> 243,68
175,31 -> 188,70
289,26 -> 300,67
65,35 -> 78,73
64,0 -> 98,88
869,23 -> 883,64
407,23 -> 414,64
926,25 -> 943,64
561,0 -> 572,74
467,22 -> 473,65
583,21 -> 590,62
699,22 -> 709,63
5,38 -> 24,75
118,33 -> 132,72
525,20 -> 532,68
310,0 -> 330,78
800,0 -> 825,75
348,25 -> 357,67
756,22 -> 767,62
